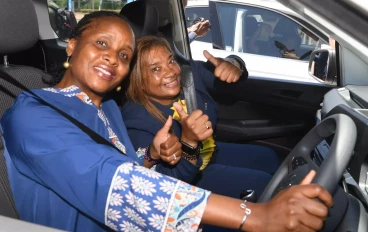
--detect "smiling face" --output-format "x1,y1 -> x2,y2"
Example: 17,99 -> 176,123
64,16 -> 135,99
143,45 -> 181,105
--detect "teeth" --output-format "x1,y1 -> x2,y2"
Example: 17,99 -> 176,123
165,80 -> 177,86
95,67 -> 111,76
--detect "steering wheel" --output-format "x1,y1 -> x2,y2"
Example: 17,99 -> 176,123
258,114 -> 357,203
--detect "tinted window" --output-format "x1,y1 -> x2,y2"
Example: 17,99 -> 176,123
216,2 -> 320,60
185,7 -> 212,43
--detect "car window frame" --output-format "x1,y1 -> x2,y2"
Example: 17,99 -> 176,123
210,1 -> 328,61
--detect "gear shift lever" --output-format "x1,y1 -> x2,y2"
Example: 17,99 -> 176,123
240,189 -> 257,202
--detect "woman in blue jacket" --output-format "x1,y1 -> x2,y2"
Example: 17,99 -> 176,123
122,36 -> 279,199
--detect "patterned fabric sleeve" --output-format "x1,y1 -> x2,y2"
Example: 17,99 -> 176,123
105,162 -> 211,232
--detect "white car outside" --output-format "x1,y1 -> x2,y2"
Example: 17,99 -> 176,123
186,0 -> 329,83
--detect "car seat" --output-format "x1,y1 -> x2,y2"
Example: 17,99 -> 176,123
242,16 -> 259,52
0,0 -> 52,219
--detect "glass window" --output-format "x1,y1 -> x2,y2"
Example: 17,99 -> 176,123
185,6 -> 212,43
216,2 -> 320,60
47,0 -> 125,42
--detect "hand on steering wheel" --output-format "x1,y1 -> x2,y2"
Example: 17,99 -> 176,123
256,114 -> 357,231
256,170 -> 333,232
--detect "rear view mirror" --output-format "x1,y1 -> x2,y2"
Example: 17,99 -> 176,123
308,49 -> 337,84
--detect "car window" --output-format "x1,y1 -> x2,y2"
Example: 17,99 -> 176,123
47,0 -> 125,42
185,6 -> 212,43
215,2 -> 320,61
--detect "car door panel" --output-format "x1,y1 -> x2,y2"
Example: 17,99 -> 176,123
210,76 -> 333,153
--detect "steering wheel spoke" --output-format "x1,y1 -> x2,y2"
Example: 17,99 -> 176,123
259,114 -> 357,203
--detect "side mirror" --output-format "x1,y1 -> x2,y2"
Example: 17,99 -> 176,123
308,49 -> 337,84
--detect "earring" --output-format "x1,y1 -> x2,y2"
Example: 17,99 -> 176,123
63,56 -> 70,69
116,86 -> 122,92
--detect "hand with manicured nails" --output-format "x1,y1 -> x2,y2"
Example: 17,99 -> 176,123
173,102 -> 213,148
256,170 -> 333,232
151,116 -> 182,165
204,50 -> 242,83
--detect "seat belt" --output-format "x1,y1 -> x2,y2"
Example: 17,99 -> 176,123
0,69 -> 125,155
159,23 -> 198,114
173,44 -> 198,114
0,69 -> 127,219
179,63 -> 198,114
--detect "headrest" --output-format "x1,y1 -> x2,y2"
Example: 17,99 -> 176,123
243,17 -> 258,36
0,0 -> 39,55
120,0 -> 159,39
273,18 -> 298,37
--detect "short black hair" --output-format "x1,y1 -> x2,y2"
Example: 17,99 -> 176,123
70,11 -> 130,39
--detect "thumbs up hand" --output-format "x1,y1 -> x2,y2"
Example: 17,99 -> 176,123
173,102 -> 213,148
151,116 -> 182,165
203,50 -> 242,83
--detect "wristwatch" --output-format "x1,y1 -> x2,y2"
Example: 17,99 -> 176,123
181,141 -> 202,160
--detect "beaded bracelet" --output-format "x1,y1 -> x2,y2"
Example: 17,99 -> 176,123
181,151 -> 198,160
144,145 -> 160,165
238,200 -> 251,231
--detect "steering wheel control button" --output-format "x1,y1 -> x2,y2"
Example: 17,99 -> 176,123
277,174 -> 297,193
292,157 -> 308,170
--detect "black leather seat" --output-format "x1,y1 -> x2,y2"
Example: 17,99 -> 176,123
0,0 -> 52,219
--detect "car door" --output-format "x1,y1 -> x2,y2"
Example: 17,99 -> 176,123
185,0 -> 335,158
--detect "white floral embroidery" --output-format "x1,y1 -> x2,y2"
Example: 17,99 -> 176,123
148,214 -> 164,230
159,180 -> 176,194
125,192 -> 151,214
60,85 -> 79,92
153,196 -> 169,213
43,88 -> 59,93
114,140 -> 127,154
131,175 -> 156,196
119,221 -> 144,232
119,162 -> 133,174
135,166 -> 162,179
64,93 -> 77,97
98,109 -> 107,126
107,209 -> 122,222
123,207 -> 147,227
113,176 -> 129,191
109,192 -> 124,206
106,220 -> 118,231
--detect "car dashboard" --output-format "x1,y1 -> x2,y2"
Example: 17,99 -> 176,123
314,86 -> 368,208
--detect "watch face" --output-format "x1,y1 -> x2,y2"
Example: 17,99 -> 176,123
181,141 -> 200,156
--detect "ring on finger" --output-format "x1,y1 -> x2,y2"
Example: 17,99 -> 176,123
205,123 -> 210,129
173,154 -> 177,160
